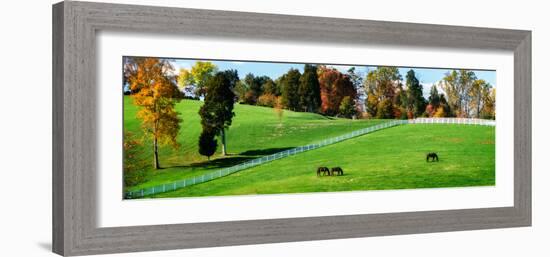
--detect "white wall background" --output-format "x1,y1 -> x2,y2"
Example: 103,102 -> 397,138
0,0 -> 547,256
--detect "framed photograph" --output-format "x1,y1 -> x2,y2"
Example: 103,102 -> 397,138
52,1 -> 531,256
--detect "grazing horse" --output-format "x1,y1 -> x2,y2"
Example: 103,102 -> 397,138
426,152 -> 439,162
330,167 -> 344,176
317,167 -> 330,176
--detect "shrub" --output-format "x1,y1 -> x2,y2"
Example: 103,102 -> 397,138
338,96 -> 358,118
393,107 -> 408,120
425,104 -> 435,117
376,99 -> 394,119
257,93 -> 277,107
243,91 -> 257,105
198,129 -> 218,161
123,131 -> 147,187
434,106 -> 447,117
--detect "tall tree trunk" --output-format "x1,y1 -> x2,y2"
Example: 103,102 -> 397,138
153,135 -> 160,169
153,118 -> 160,170
476,96 -> 482,118
221,128 -> 227,156
152,100 -> 160,170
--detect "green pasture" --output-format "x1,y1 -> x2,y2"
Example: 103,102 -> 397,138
124,96 -> 385,192
151,124 -> 495,198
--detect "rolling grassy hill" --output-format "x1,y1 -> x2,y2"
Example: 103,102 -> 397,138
151,124 -> 495,198
124,96 -> 386,192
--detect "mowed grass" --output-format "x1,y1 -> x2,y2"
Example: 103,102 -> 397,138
124,96 -> 386,192
151,124 -> 495,198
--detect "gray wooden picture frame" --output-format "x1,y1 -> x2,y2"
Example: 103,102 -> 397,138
52,1 -> 531,256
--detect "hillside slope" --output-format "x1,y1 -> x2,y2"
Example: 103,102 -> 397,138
124,96 -> 385,192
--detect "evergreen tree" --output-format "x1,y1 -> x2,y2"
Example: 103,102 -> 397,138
298,64 -> 321,112
405,69 -> 427,117
279,68 -> 301,111
428,85 -> 440,107
244,73 -> 260,104
347,67 -> 365,112
198,129 -> 217,161
243,74 -> 271,104
199,72 -> 237,156
439,93 -> 452,117
262,79 -> 278,95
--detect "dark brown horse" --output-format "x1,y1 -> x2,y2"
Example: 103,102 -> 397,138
330,167 -> 344,176
426,152 -> 439,162
317,167 -> 330,176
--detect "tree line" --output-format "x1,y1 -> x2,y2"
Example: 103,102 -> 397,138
178,61 -> 495,120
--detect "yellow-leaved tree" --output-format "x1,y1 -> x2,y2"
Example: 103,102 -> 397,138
125,57 -> 182,169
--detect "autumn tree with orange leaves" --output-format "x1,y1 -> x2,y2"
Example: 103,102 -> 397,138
125,57 -> 182,170
317,66 -> 357,116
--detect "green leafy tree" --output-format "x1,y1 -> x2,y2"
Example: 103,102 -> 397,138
279,68 -> 301,111
440,70 -> 476,117
481,87 -> 496,119
262,79 -> 278,95
223,69 -> 240,88
198,129 -> 217,161
347,67 -> 365,112
298,64 -> 321,112
234,80 -> 249,103
376,98 -> 394,119
439,93 -> 452,117
347,67 -> 364,91
243,74 -> 271,104
339,96 -> 357,118
364,67 -> 402,118
405,69 -> 427,117
243,73 -> 260,103
199,71 -> 237,156
428,85 -> 440,107
469,79 -> 492,118
177,61 -> 217,97
366,89 -> 379,118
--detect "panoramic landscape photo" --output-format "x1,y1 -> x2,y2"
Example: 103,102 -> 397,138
122,57 -> 496,199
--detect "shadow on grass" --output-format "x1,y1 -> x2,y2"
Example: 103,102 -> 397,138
166,156 -> 257,170
316,174 -> 349,177
239,147 -> 294,156
163,147 -> 297,170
